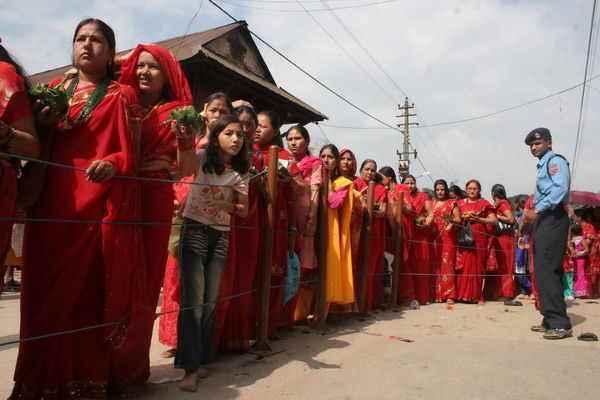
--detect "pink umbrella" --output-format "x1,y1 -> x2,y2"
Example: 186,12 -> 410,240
569,191 -> 600,207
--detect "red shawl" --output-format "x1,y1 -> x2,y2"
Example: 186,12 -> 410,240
354,177 -> 387,203
0,62 -> 29,276
14,79 -> 141,398
339,148 -> 357,178
117,44 -> 194,383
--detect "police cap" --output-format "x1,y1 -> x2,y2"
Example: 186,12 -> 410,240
524,127 -> 552,145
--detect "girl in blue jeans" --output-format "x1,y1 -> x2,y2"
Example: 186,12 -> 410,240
174,114 -> 250,392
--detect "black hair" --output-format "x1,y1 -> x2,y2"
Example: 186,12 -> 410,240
0,45 -> 31,94
449,185 -> 466,199
73,18 -> 116,79
360,158 -> 377,172
434,179 -> 450,200
206,92 -> 233,113
258,110 -> 283,147
465,179 -> 482,191
571,223 -> 582,236
203,114 -> 250,175
234,105 -> 257,126
401,174 -> 416,184
286,124 -> 311,155
319,143 -> 340,179
491,183 -> 507,200
379,166 -> 397,184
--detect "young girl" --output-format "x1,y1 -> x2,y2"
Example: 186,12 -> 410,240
175,114 -> 250,392
570,224 -> 590,299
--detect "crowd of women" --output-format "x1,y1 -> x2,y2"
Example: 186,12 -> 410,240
2,17 -> 600,399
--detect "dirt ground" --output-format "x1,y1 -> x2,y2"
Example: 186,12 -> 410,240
1,294 -> 600,399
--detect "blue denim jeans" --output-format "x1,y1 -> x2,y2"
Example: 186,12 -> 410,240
175,219 -> 229,371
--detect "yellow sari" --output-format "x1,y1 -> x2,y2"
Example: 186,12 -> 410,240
326,176 -> 356,304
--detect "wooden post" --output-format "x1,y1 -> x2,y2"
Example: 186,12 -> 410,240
315,166 -> 329,328
358,181 -> 375,314
255,145 -> 279,351
391,192 -> 404,307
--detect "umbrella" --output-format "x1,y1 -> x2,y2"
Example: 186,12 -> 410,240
569,191 -> 600,208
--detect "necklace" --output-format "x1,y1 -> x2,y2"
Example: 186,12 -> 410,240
62,74 -> 110,126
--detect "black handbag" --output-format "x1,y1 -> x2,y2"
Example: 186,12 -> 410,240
457,222 -> 475,248
495,221 -> 515,235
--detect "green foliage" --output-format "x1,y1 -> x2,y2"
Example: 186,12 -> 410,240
29,84 -> 69,116
168,106 -> 203,130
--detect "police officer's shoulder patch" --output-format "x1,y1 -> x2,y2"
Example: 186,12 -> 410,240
549,163 -> 560,176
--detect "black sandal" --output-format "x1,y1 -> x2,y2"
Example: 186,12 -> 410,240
577,332 -> 599,342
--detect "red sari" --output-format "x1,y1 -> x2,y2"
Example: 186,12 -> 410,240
405,191 -> 433,304
391,184 -> 416,302
158,180 -> 190,349
456,198 -> 494,303
484,199 -> 515,300
582,221 -> 599,297
253,145 -> 294,332
432,199 -> 457,302
212,148 -> 262,353
0,62 -> 29,284
355,177 -> 386,311
117,43 -> 193,383
13,78 -> 141,398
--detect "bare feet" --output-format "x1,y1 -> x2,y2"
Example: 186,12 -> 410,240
161,348 -> 176,358
178,371 -> 198,392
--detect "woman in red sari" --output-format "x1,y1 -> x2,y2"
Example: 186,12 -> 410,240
456,179 -> 497,303
354,159 -> 387,311
254,110 -> 294,334
402,174 -> 434,306
0,44 -> 39,292
158,92 -> 233,356
12,19 -> 142,398
117,43 -> 193,384
484,184 -> 516,301
214,104 -> 261,352
432,179 -> 461,304
581,211 -> 599,297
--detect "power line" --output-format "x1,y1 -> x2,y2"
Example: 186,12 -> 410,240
208,0 -> 404,135
319,72 -> 600,131
572,0 -> 598,182
213,0 -> 401,13
208,0 -> 441,180
293,0 -> 397,103
320,0 -> 408,98
169,0 -> 206,55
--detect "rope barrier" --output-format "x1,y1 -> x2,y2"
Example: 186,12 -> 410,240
0,151 -> 268,188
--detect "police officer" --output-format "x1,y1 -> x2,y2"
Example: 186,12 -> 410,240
523,127 -> 572,339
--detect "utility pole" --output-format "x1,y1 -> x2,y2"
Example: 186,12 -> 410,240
396,97 -> 419,179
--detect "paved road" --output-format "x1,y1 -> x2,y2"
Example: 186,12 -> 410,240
1,294 -> 599,399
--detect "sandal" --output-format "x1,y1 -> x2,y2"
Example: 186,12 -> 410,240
577,332 -> 599,342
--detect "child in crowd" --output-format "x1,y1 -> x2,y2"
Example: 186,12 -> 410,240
514,232 -> 531,296
570,224 -> 590,299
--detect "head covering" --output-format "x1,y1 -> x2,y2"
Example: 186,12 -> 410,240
524,127 -> 551,145
119,43 -> 192,102
339,148 -> 357,177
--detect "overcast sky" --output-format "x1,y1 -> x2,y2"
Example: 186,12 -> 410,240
2,0 -> 598,197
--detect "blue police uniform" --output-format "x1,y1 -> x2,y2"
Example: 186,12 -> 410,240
534,150 -> 570,213
532,149 -> 572,331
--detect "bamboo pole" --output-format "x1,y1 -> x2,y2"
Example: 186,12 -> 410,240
314,166 -> 329,328
255,145 -> 279,351
358,181 -> 375,314
391,192 -> 404,307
